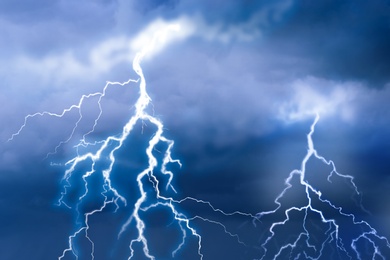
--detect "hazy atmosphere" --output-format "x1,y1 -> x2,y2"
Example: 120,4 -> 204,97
1,0 -> 390,259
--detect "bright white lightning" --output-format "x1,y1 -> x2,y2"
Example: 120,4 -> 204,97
9,22 -> 254,260
53,24 -> 197,260
256,113 -> 390,259
9,23 -> 195,259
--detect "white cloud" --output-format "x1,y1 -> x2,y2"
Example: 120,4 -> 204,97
9,17 -> 195,84
130,16 -> 196,60
7,13 -> 273,83
278,77 -> 361,123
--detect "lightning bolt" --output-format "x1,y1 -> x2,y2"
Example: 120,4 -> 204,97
9,23 -> 255,260
256,113 -> 390,259
52,24 -> 196,260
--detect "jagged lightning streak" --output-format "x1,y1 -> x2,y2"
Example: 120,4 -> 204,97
54,24 -> 199,260
9,23 -> 256,260
256,113 -> 390,259
8,24 -> 193,259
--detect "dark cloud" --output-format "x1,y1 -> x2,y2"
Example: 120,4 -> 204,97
0,0 -> 118,57
268,0 -> 390,86
1,0 -> 390,259
133,0 -> 179,13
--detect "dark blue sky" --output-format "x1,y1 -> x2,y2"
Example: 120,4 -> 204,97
1,0 -> 390,259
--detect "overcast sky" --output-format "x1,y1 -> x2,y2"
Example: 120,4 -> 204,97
1,0 -> 390,259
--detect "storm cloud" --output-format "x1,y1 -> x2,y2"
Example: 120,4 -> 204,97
1,0 -> 390,259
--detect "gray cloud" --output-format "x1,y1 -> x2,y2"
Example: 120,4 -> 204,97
268,0 -> 390,86
0,0 -> 118,56
1,1 -> 390,258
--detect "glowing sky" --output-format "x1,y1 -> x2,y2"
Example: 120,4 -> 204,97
1,0 -> 390,259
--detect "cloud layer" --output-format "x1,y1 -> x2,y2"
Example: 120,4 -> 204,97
1,0 -> 390,258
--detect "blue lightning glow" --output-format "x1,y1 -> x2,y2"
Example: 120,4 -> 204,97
256,113 -> 390,259
9,24 -> 254,260
52,25 -> 200,259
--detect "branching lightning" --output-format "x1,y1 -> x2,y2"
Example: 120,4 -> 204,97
9,24 -> 253,260
8,21 -> 390,260
256,113 -> 390,259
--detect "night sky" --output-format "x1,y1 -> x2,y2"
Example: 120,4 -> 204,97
1,0 -> 390,259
